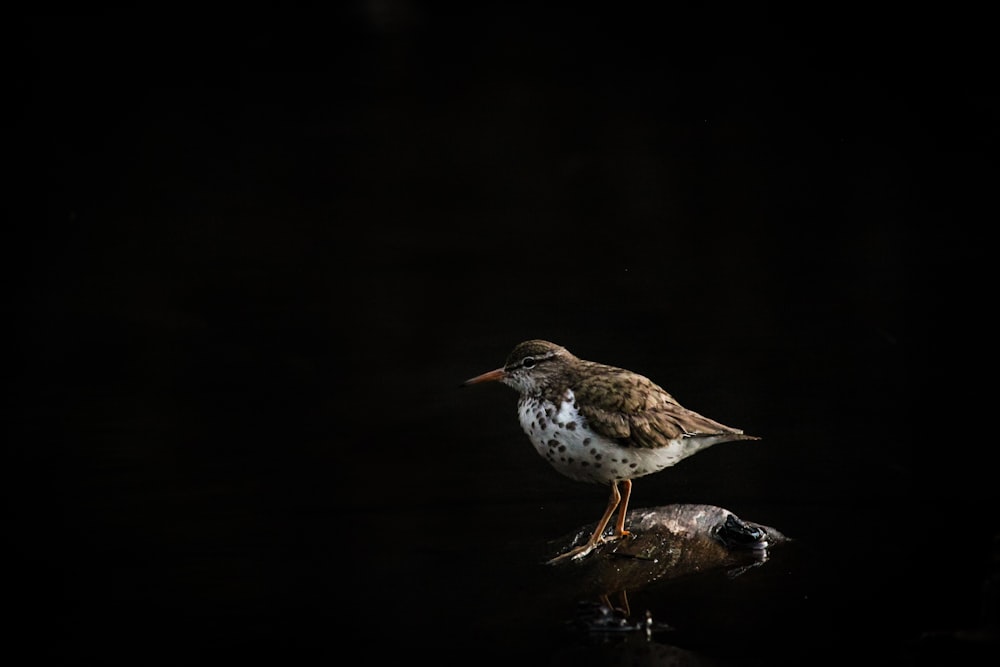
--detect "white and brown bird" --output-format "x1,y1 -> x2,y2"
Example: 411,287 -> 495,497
464,340 -> 759,563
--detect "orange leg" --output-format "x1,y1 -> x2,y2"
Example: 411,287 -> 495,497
599,590 -> 631,617
548,481 -> 630,564
613,479 -> 632,537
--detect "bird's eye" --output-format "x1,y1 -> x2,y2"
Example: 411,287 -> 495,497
522,356 -> 536,368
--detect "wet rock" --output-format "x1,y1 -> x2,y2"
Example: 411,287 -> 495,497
546,504 -> 789,595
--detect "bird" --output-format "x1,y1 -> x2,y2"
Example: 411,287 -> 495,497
463,339 -> 759,564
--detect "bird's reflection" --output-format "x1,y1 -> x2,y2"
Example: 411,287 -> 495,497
560,596 -> 724,666
546,504 -> 788,665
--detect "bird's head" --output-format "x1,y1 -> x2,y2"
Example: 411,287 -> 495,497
463,339 -> 573,395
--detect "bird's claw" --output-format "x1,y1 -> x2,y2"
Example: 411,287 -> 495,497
548,528 -> 641,564
547,543 -> 597,565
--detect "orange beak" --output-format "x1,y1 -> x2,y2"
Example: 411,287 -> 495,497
463,367 -> 506,385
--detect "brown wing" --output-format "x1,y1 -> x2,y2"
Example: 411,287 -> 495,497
574,363 -> 749,449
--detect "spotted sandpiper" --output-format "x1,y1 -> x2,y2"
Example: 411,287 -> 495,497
464,340 -> 759,564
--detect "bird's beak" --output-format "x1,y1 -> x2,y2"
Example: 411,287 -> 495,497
463,367 -> 506,386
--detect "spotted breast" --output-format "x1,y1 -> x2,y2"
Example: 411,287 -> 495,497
518,390 -> 699,485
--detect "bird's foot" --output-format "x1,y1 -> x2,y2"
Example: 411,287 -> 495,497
547,530 -> 634,564
547,542 -> 598,565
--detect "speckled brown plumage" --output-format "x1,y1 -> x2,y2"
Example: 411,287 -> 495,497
575,361 -> 749,447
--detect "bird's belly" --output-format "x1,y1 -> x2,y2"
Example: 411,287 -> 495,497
518,393 -> 687,484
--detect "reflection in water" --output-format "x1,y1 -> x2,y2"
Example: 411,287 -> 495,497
560,599 -> 713,667
558,597 -> 735,667
542,504 -> 788,666
570,598 -> 665,638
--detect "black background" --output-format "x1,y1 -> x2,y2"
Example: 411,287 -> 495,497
9,3 -> 998,665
